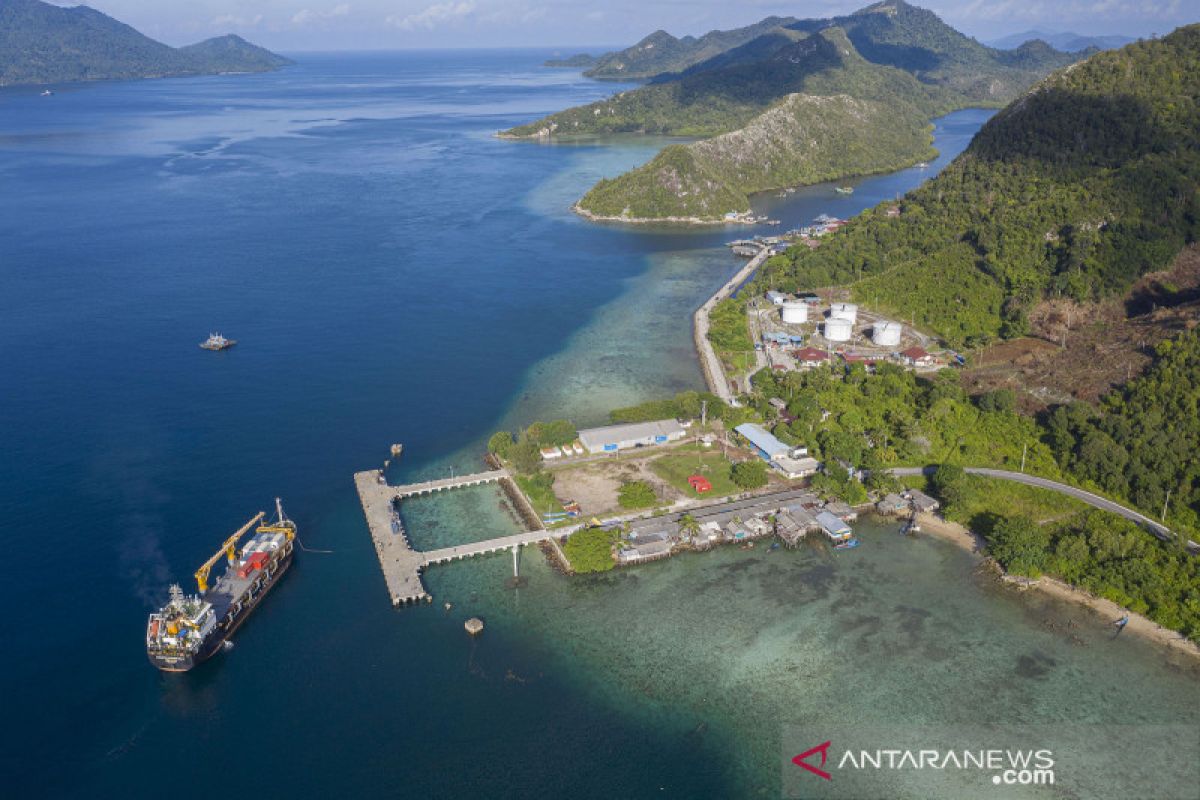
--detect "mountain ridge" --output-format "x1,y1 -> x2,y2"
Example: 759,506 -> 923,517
0,0 -> 291,86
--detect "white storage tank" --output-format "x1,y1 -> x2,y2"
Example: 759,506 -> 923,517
872,320 -> 902,347
829,303 -> 858,323
825,317 -> 853,342
781,301 -> 808,324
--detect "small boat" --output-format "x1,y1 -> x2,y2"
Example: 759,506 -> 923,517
200,332 -> 236,351
835,186 -> 853,195
769,542 -> 780,551
834,538 -> 860,550
1115,615 -> 1130,630
40,89 -> 54,97
915,162 -> 929,169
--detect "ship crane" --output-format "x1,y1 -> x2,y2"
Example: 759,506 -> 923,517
194,511 -> 265,593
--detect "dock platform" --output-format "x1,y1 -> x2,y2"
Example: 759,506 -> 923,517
354,468 -> 555,607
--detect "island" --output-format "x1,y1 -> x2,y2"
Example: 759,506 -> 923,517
0,0 -> 291,87
504,1 -> 1083,224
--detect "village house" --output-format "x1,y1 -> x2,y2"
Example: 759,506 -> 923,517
900,346 -> 936,368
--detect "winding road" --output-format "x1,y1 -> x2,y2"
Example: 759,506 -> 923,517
889,466 -> 1198,553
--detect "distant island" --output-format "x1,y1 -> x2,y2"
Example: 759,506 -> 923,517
510,1 -> 1083,223
544,53 -> 597,68
986,29 -> 1136,52
0,0 -> 291,87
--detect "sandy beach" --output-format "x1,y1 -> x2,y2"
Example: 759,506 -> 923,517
913,511 -> 1200,661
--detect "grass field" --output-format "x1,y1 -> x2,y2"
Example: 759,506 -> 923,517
515,475 -> 562,518
946,475 -> 1088,537
649,450 -> 740,498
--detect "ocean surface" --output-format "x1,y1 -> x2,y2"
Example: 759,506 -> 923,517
1,51 -> 1197,799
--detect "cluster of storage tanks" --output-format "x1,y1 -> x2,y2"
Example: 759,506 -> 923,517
777,293 -> 904,348
824,303 -> 857,342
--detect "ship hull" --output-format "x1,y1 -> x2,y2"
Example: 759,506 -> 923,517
148,548 -> 293,673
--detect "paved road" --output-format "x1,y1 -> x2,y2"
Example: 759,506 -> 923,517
889,466 -> 1198,552
694,246 -> 771,403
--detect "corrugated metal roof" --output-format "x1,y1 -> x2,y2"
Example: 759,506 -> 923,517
734,423 -> 791,458
578,419 -> 684,449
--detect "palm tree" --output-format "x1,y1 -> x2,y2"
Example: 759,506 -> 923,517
678,513 -> 700,541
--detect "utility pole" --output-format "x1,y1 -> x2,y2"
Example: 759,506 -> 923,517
1020,442 -> 1027,473
701,399 -> 708,428
1162,488 -> 1171,523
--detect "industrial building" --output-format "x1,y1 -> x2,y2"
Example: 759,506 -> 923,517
577,419 -> 686,454
734,423 -> 797,461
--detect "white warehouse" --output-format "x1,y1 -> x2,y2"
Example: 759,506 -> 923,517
577,419 -> 686,454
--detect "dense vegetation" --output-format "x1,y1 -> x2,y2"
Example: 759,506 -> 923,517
0,0 -> 290,86
933,469 -> 1200,640
488,419 -> 578,474
1044,330 -> 1200,536
578,89 -> 937,219
617,480 -> 659,510
730,459 -> 769,489
608,389 -> 756,427
759,25 -> 1200,347
507,1 -> 1078,222
562,527 -> 618,573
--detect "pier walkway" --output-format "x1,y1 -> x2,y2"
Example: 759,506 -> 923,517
354,468 -> 558,606
694,246 -> 770,403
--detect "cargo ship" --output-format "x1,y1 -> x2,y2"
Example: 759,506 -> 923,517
146,499 -> 295,672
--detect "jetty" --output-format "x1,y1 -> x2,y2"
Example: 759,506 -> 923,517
694,245 -> 771,403
354,468 -> 556,606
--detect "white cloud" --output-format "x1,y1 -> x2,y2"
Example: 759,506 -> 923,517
386,1 -> 477,31
292,3 -> 351,26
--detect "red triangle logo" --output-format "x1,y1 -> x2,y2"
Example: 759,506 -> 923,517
793,740 -> 833,781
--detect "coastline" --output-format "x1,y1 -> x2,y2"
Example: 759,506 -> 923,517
914,512 -> 1200,661
571,202 -> 749,226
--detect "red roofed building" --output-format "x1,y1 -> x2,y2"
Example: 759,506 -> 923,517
792,347 -> 830,368
900,346 -> 935,367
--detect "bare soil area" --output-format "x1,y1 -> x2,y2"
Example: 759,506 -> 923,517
963,245 -> 1200,411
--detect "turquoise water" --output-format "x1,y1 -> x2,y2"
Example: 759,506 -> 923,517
1,51 -> 1195,798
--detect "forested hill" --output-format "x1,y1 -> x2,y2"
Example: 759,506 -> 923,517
758,25 -> 1200,348
506,1 -> 1080,223
510,1 -> 1077,140
0,0 -> 291,86
574,28 -> 944,221
571,16 -> 799,80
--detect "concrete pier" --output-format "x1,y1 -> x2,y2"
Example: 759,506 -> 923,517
694,246 -> 770,403
354,467 -> 557,607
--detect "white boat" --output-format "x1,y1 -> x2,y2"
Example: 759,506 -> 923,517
40,90 -> 53,96
199,332 -> 236,351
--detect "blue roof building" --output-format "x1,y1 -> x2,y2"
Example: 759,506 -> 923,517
734,423 -> 793,462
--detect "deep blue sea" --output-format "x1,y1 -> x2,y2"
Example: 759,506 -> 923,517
2,51 -> 1196,799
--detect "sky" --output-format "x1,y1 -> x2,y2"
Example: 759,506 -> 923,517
47,0 -> 1196,50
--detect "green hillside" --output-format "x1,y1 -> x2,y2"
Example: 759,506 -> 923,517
0,0 -> 290,86
506,1 -> 1080,222
578,91 -> 936,220
758,25 -> 1200,347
